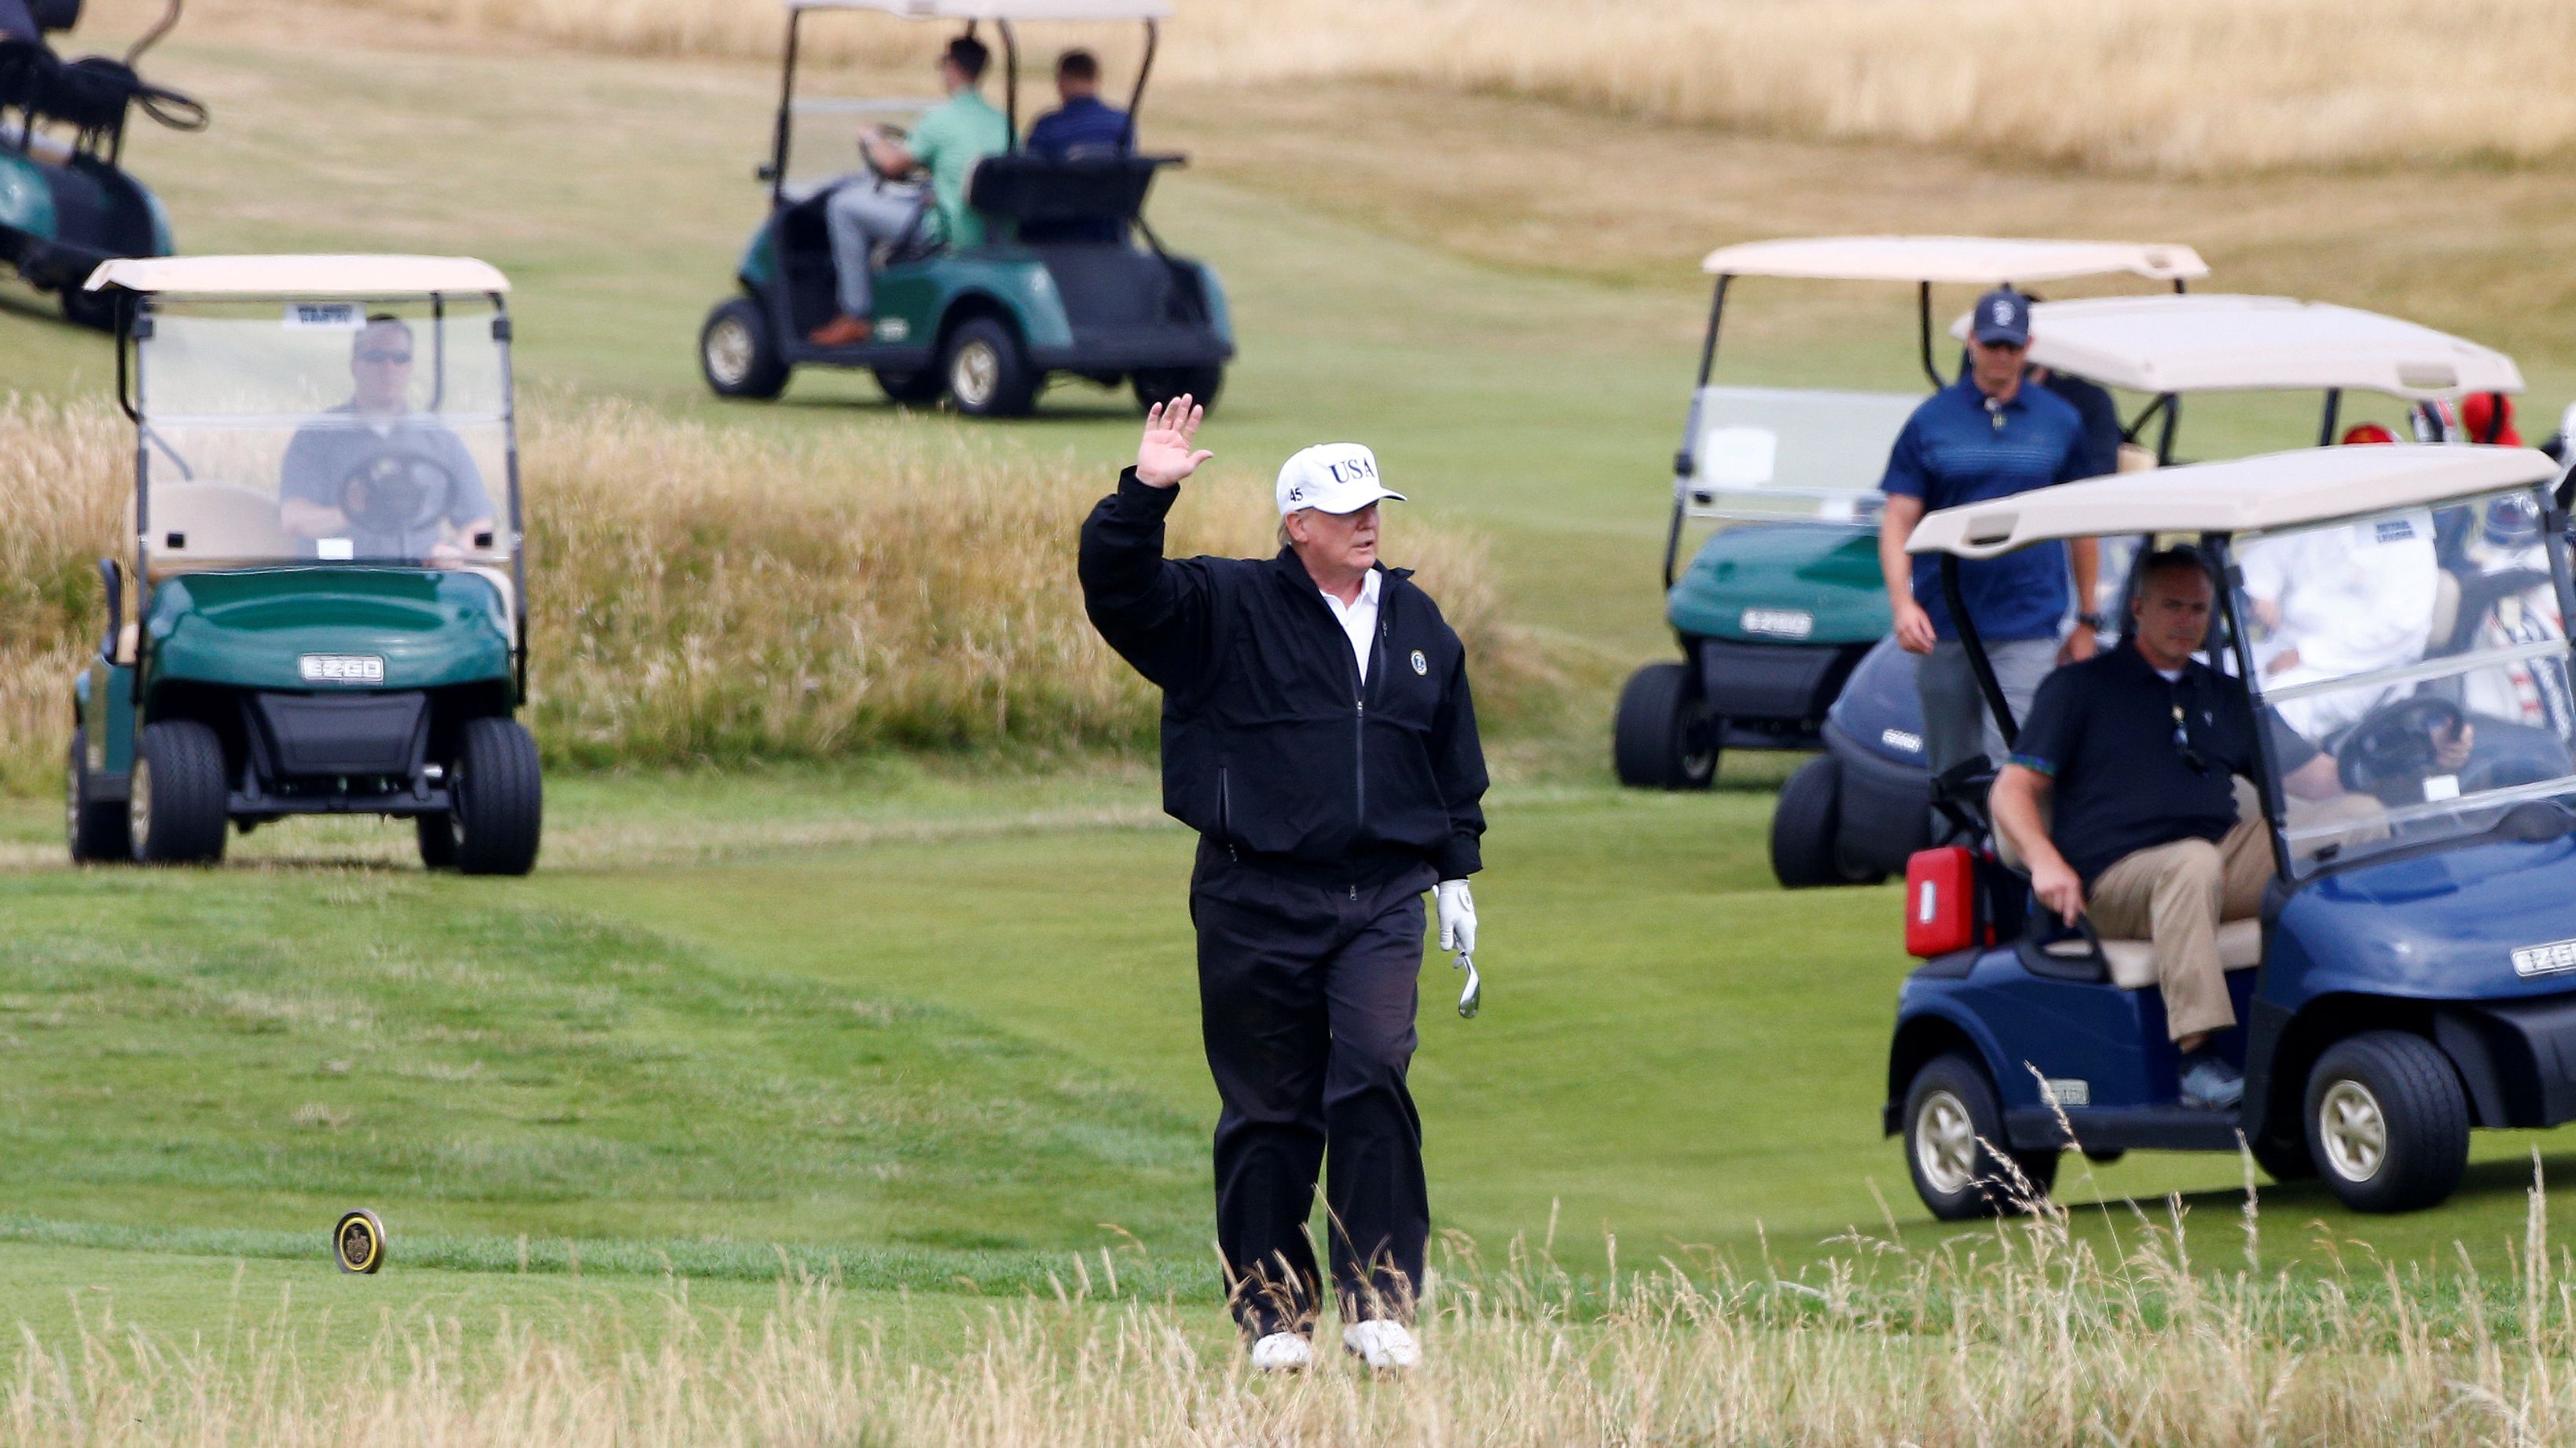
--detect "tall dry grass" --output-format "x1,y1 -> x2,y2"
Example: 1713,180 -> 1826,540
321,0 -> 2576,174
0,395 -> 1508,792
17,1169 -> 2576,1445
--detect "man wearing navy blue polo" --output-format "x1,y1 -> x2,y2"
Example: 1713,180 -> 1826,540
1878,287 -> 2101,775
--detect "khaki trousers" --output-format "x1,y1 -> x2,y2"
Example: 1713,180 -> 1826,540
2086,817 -> 2273,1043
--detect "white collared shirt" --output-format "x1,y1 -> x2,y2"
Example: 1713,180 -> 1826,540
1320,568 -> 1382,684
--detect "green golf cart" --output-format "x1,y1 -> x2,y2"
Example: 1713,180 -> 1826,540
1613,236 -> 2208,790
65,254 -> 540,873
698,0 -> 1233,416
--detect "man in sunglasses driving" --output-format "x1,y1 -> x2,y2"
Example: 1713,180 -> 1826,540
279,314 -> 495,561
1988,548 -> 2353,1109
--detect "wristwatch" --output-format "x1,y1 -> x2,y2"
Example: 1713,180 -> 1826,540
2076,611 -> 2106,630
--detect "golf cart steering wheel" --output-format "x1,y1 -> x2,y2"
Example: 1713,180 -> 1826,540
2339,695 -> 2468,804
861,124 -> 917,186
334,450 -> 458,553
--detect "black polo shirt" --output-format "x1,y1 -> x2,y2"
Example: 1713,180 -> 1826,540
2009,642 -> 2316,884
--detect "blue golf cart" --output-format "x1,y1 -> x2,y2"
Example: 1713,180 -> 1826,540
1778,294 -> 2530,889
1616,236 -> 2205,792
1888,442 -> 2576,1217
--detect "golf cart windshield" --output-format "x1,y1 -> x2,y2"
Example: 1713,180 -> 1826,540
780,95 -> 927,201
2233,484 -> 2576,875
134,295 -> 513,572
1682,387 -> 1913,523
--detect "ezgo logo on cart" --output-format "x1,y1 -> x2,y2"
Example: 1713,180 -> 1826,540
299,654 -> 386,685
2512,937 -> 2576,977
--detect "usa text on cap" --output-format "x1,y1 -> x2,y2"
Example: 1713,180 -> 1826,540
1276,443 -> 1409,517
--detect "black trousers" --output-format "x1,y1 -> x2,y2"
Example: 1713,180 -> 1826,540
1190,840 -> 1437,1336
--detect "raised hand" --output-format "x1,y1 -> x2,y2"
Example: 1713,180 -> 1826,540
1136,394 -> 1213,489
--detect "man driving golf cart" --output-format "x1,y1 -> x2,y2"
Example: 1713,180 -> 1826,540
277,313 -> 495,560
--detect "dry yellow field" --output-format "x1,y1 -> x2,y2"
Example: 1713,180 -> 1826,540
306,0 -> 2576,174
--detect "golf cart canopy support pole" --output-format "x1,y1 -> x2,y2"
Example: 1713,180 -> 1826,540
1665,273 -> 1732,592
999,19 -> 1020,143
1938,553 -> 2018,751
1917,283 -> 1943,390
1123,19 -> 1158,147
2207,534 -> 2296,880
2317,389 -> 2343,447
769,6 -> 802,207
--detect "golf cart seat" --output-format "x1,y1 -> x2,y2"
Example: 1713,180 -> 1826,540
1993,778 -> 2266,988
140,481 -> 292,577
967,152 -> 1170,244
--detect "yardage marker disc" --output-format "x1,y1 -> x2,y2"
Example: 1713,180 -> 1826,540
334,1208 -> 387,1274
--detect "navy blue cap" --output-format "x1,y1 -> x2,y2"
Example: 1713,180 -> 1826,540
1970,287 -> 2031,347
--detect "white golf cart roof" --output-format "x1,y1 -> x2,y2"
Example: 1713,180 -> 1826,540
1698,236 -> 2208,285
784,0 -> 1170,16
86,255 -> 512,296
1947,293 -> 2522,399
1907,445 -> 2557,559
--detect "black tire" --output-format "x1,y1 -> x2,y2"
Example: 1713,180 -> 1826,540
700,297 -> 790,401
1612,661 -> 1715,790
58,283 -> 119,332
448,717 -> 542,876
1133,365 -> 1224,416
129,720 -> 227,865
873,366 -> 944,405
2302,1031 -> 2469,1213
1770,753 -> 1844,888
941,316 -> 1038,418
415,810 -> 460,871
65,727 -> 131,864
1903,1052 -> 2059,1221
2248,1131 -> 2317,1183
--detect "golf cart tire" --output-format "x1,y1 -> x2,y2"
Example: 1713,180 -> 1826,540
1771,753 -> 1846,889
700,298 -> 791,401
2247,1131 -> 2317,1183
942,316 -> 1037,418
65,728 -> 131,864
1613,662 -> 1715,791
2302,1031 -> 2469,1213
1903,1053 -> 2058,1221
130,720 -> 228,865
873,366 -> 945,406
415,810 -> 460,871
450,717 -> 543,877
1133,365 -> 1224,416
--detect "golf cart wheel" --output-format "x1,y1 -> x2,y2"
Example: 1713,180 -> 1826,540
1903,1053 -> 2058,1221
2248,1131 -> 2317,1183
448,717 -> 543,877
1613,662 -> 1715,790
57,283 -> 118,332
129,720 -> 227,865
65,727 -> 131,864
872,366 -> 944,406
1770,754 -> 1844,889
942,317 -> 1037,418
700,298 -> 789,401
1132,365 -> 1224,416
2302,1031 -> 2468,1213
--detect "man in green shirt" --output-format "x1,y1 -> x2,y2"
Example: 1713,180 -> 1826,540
812,35 -> 1011,347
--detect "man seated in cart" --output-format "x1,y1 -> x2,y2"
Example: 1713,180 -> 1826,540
1988,548 -> 2396,1110
278,313 -> 495,562
809,34 -> 1010,347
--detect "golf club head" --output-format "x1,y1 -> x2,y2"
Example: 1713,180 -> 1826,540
1454,951 -> 1479,1018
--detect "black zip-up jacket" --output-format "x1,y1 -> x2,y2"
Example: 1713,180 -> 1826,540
1079,467 -> 1488,878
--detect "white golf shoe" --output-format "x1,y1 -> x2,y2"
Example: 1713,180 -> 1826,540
1341,1318 -> 1422,1371
1249,1331 -> 1312,1373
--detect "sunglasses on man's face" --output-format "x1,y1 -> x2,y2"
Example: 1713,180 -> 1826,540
356,350 -> 413,365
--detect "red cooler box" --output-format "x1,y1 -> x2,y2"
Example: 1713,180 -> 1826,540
1905,845 -> 1979,958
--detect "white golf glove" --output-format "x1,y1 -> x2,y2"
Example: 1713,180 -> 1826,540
1435,879 -> 1477,954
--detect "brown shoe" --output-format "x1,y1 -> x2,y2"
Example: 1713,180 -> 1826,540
808,315 -> 872,347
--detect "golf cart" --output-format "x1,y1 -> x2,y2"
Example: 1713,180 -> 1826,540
1888,442 -> 2576,1218
65,255 -> 541,874
1778,295 -> 2526,889
698,0 -> 1233,416
0,0 -> 204,328
1614,236 -> 2206,791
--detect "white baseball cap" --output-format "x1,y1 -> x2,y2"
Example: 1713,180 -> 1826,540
1275,443 -> 1407,517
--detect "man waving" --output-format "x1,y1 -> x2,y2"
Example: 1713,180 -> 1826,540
1078,397 -> 1490,1374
